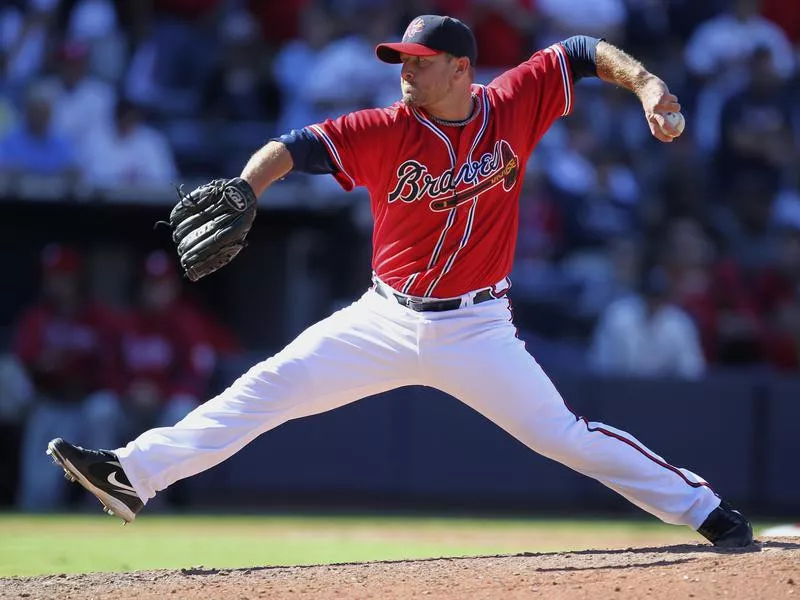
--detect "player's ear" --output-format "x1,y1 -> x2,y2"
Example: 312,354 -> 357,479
455,57 -> 470,77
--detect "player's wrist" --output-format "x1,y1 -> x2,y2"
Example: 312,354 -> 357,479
633,72 -> 664,100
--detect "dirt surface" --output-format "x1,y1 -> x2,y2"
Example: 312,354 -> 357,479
2,538 -> 798,600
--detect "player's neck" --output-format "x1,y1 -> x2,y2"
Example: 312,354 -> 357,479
423,91 -> 474,123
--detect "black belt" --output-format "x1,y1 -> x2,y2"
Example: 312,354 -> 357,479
374,283 -> 494,312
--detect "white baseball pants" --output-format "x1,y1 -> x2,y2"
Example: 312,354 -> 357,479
116,286 -> 720,528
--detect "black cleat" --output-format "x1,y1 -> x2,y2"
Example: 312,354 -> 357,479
46,438 -> 143,523
697,500 -> 754,548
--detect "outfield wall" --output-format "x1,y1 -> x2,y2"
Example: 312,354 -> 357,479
190,363 -> 800,517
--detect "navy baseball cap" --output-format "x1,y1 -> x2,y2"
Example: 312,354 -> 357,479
376,15 -> 477,65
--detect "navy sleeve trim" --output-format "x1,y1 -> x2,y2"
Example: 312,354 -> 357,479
560,36 -> 601,82
272,127 -> 337,175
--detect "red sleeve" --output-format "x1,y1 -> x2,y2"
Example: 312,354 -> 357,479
487,43 -> 574,150
308,107 -> 397,192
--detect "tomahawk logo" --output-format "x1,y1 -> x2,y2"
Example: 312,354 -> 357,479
387,140 -> 520,212
404,17 -> 425,39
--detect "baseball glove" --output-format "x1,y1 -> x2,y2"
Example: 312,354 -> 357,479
165,177 -> 258,282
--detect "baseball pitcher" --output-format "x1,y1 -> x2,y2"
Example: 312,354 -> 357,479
48,15 -> 752,547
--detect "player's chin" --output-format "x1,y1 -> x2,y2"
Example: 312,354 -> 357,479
401,89 -> 421,106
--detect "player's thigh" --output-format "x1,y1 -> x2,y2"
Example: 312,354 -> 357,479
220,295 -> 419,417
429,313 -> 577,451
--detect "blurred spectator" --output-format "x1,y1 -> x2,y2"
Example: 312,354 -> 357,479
0,93 -> 18,139
469,0 -> 537,71
589,86 -> 654,159
246,0 -> 312,46
516,165 -> 562,267
663,218 -> 765,366
0,0 -> 60,86
757,226 -> 800,371
511,164 -> 564,310
654,135 -> 712,225
0,354 -> 32,505
535,0 -> 626,42
272,4 -> 337,133
124,0 -> 221,117
754,223 -> 800,369
45,40 -> 116,153
755,226 -> 800,315
715,47 -> 795,193
0,354 -> 33,432
712,170 -> 779,272
304,8 -> 401,117
202,11 -> 281,123
0,80 -> 78,177
760,0 -> 800,45
550,146 -> 640,259
683,0 -> 795,82
624,0 -> 673,56
688,0 -> 795,154
589,266 -> 706,379
80,98 -> 178,187
13,244 -> 121,511
662,0 -> 729,44
772,184 -> 800,233
200,10 -> 282,174
108,251 -> 238,440
62,0 -> 127,83
761,292 -> 800,371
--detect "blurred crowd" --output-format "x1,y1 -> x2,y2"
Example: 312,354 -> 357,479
0,244 -> 240,509
1,0 -> 800,509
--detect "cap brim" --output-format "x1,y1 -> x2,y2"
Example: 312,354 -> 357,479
375,42 -> 440,64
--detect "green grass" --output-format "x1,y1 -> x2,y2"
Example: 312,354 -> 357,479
0,513 -> 776,577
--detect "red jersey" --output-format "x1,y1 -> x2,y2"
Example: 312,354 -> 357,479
113,306 -> 213,402
309,44 -> 574,298
13,302 -> 118,401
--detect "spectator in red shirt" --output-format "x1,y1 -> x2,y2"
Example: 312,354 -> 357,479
761,0 -> 800,44
663,218 -> 765,366
761,294 -> 800,371
470,0 -> 538,71
111,251 -> 239,438
757,227 -> 800,370
14,244 -> 122,511
754,227 -> 800,315
246,0 -> 311,45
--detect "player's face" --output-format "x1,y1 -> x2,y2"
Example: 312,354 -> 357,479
399,53 -> 459,107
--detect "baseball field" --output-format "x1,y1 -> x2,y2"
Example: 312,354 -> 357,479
0,513 -> 797,599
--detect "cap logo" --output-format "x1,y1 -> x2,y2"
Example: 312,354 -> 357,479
404,17 -> 424,40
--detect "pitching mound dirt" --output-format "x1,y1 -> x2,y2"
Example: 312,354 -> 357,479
1,538 -> 798,599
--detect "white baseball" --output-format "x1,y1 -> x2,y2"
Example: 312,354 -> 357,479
659,111 -> 685,137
